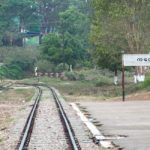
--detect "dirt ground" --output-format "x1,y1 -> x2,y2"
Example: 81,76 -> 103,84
0,104 -> 20,145
107,91 -> 150,101
0,86 -> 35,148
64,91 -> 150,103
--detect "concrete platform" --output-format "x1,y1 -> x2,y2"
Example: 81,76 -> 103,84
79,100 -> 150,150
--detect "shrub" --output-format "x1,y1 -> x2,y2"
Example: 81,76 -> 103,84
65,72 -> 85,81
78,73 -> 85,80
0,64 -> 24,79
95,76 -> 113,86
35,60 -> 55,73
65,72 -> 76,81
142,72 -> 150,87
4,47 -> 39,72
56,63 -> 69,72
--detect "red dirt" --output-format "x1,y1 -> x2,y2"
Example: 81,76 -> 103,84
107,92 -> 150,101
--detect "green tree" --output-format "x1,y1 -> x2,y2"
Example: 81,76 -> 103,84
90,0 -> 150,82
4,47 -> 39,72
0,47 -> 39,79
0,0 -> 39,46
40,33 -> 75,66
40,33 -> 63,65
71,0 -> 92,15
34,0 -> 69,38
59,6 -> 91,67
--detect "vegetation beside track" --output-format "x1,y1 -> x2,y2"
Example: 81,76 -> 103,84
0,88 -> 35,104
21,70 -> 150,102
0,86 -> 36,143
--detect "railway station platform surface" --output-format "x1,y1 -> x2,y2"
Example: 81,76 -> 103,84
79,100 -> 150,150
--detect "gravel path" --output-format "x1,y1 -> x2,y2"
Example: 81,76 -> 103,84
28,87 -> 69,150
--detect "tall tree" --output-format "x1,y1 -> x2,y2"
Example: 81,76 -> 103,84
90,0 -> 150,82
40,33 -> 62,64
40,33 -> 74,66
72,0 -> 92,15
59,6 -> 91,66
0,0 -> 39,46
34,0 -> 70,43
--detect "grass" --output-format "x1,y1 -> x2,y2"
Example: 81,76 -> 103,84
26,36 -> 39,47
26,95 -> 34,102
21,70 -> 147,102
15,89 -> 26,94
0,138 -> 3,142
19,106 -> 26,111
6,118 -> 14,123
0,88 -> 35,103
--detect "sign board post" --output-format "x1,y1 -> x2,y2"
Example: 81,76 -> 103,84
122,54 -> 150,101
122,57 -> 125,102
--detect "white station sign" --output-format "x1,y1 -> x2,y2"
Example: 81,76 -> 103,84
123,54 -> 150,66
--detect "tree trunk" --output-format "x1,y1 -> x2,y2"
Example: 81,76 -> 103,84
134,67 -> 138,84
39,33 -> 43,45
47,24 -> 50,33
114,70 -> 118,85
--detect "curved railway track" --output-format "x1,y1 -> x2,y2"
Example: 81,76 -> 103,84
15,84 -> 81,150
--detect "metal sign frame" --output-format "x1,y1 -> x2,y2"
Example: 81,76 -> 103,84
122,54 -> 150,101
123,54 -> 150,66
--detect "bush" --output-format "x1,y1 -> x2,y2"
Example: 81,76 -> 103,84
95,76 -> 113,86
142,72 -> 150,87
65,72 -> 76,81
35,60 -> 55,73
0,64 -> 24,79
4,47 -> 39,72
78,73 -> 85,80
56,63 -> 69,72
65,72 -> 85,81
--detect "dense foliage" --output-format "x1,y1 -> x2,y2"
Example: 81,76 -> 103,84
0,0 -> 39,46
0,0 -> 91,79
59,7 -> 91,67
40,33 -> 62,64
40,6 -> 91,69
0,47 -> 39,79
0,64 -> 24,79
89,0 -> 150,73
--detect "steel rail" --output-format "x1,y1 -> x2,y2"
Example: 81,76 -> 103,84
16,83 -> 80,150
50,88 -> 80,150
17,87 -> 42,150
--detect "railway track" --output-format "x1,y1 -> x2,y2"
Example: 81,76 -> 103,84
50,87 -> 81,150
15,84 -> 81,150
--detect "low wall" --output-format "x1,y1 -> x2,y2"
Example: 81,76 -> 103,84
37,72 -> 62,78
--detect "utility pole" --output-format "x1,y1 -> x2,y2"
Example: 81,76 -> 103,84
62,21 -> 65,70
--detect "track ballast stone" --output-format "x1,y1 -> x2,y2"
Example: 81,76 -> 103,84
53,88 -> 100,150
28,88 -> 69,150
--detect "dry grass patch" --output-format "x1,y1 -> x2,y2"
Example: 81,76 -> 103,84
0,87 -> 35,129
0,86 -> 36,147
0,105 -> 17,129
64,94 -> 105,102
0,88 -> 35,104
